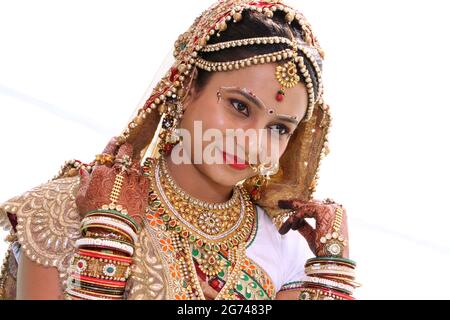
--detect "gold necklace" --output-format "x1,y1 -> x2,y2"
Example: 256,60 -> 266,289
159,156 -> 244,237
143,157 -> 256,299
150,157 -> 255,250
160,155 -> 240,210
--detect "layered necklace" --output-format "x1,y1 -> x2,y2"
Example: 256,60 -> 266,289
142,157 -> 257,300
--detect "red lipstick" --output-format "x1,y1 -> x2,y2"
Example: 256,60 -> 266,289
222,152 -> 249,170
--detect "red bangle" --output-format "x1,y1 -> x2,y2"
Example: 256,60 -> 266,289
74,274 -> 127,288
78,249 -> 133,264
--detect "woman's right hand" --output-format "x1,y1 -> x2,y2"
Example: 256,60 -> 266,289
75,138 -> 149,223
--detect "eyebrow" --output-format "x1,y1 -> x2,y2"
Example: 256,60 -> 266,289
222,86 -> 300,125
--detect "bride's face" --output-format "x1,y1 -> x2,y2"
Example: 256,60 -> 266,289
178,62 -> 308,187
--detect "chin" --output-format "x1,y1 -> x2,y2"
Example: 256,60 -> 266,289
196,163 -> 253,187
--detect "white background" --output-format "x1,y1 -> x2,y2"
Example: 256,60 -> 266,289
0,0 -> 449,299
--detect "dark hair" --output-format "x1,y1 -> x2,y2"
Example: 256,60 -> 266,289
195,10 -> 321,98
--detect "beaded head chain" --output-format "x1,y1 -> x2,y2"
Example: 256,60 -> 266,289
55,0 -> 331,222
117,0 -> 326,146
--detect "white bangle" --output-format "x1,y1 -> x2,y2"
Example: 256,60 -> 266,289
75,238 -> 134,256
65,288 -> 113,300
301,276 -> 354,293
307,263 -> 355,272
305,269 -> 355,278
81,217 -> 138,243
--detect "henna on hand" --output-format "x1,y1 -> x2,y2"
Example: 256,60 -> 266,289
75,139 -> 149,222
278,199 -> 350,258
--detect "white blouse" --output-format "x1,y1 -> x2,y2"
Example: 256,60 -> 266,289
246,206 -> 314,292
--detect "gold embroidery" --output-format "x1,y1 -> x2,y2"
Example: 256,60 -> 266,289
0,177 -> 81,290
0,169 -> 276,300
125,227 -> 167,299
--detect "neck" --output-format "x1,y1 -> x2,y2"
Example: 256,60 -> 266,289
164,155 -> 233,204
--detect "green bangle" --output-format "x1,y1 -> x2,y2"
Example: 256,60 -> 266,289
306,256 -> 357,268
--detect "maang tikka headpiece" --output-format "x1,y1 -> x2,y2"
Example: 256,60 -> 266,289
53,1 -> 331,227
117,0 -> 326,149
73,0 -> 333,224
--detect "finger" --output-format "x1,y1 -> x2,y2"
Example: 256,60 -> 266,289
278,199 -> 308,210
279,199 -> 324,210
279,215 -> 295,235
279,209 -> 308,235
291,216 -> 307,230
116,142 -> 134,160
102,137 -> 120,156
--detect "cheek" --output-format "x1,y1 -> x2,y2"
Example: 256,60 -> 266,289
184,96 -> 229,131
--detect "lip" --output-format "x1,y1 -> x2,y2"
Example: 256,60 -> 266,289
222,151 -> 249,170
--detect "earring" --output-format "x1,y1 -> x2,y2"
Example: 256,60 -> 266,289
248,162 -> 279,201
258,162 -> 279,179
158,101 -> 184,155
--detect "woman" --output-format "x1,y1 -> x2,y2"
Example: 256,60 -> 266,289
0,0 -> 358,300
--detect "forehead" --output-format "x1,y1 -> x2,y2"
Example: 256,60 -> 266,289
204,63 -> 308,118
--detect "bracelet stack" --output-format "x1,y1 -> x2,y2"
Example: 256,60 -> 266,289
298,257 -> 360,300
298,203 -> 359,300
65,208 -> 139,300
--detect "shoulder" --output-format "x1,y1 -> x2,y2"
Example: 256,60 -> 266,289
0,176 -> 82,276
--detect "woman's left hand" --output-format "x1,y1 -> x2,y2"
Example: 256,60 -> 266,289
278,198 -> 350,258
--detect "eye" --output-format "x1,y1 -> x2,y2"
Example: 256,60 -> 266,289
229,98 -> 250,117
268,124 -> 290,136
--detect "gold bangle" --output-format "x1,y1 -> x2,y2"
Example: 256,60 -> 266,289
298,287 -> 348,300
70,254 -> 131,281
81,224 -> 134,244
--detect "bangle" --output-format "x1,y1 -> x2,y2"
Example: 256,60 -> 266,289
279,281 -> 303,291
82,224 -> 134,244
65,288 -> 122,300
71,254 -> 131,281
306,257 -> 357,268
66,288 -> 111,300
75,238 -> 134,256
300,282 -> 353,296
85,230 -> 130,243
70,275 -> 126,289
306,262 -> 355,272
81,234 -> 134,249
70,274 -> 127,288
318,275 -> 361,288
74,287 -> 125,300
77,281 -> 125,295
78,249 -> 133,264
305,268 -> 356,278
301,276 -> 355,294
81,216 -> 138,243
85,209 -> 140,233
298,287 -> 354,300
